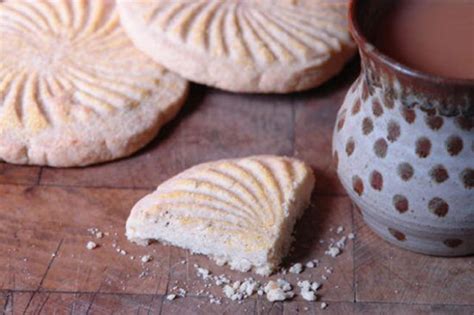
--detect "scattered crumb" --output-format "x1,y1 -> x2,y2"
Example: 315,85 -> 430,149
305,261 -> 315,268
88,228 -> 104,240
336,226 -> 344,234
141,255 -> 152,263
277,279 -> 292,291
223,278 -> 259,301
348,233 -> 355,240
196,267 -> 211,280
177,288 -> 187,297
214,274 -> 230,286
335,236 -> 347,249
166,294 -> 176,301
297,280 -> 320,301
300,288 -> 316,301
289,263 -> 303,274
325,246 -> 341,257
209,296 -> 222,304
86,241 -> 97,250
119,249 -> 127,255
321,302 -> 328,309
312,282 -> 321,291
264,280 -> 294,302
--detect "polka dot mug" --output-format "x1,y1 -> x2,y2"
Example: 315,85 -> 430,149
333,0 -> 473,256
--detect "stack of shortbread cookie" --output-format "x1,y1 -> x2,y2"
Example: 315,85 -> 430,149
0,0 -> 354,275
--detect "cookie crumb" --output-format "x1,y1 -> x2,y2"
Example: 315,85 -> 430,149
325,246 -> 341,257
289,263 -> 303,274
297,280 -> 319,301
141,255 -> 152,263
86,241 -> 97,250
321,302 -> 328,309
305,261 -> 315,268
166,294 -> 176,301
196,267 -> 211,280
264,280 -> 294,302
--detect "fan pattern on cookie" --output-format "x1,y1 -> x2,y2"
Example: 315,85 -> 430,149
142,0 -> 351,67
0,0 -> 165,132
126,155 -> 315,275
148,157 -> 302,239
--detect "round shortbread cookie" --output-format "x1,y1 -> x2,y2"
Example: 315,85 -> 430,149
117,0 -> 356,93
0,0 -> 188,167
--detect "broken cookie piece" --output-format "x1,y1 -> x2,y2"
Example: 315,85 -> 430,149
126,155 -> 315,275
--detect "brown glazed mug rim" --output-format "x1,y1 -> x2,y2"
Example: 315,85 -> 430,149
349,0 -> 474,88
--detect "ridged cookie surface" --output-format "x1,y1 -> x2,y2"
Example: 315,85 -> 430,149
117,0 -> 356,93
126,155 -> 315,275
0,0 -> 188,167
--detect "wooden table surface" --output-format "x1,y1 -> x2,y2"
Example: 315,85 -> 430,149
1,60 -> 473,315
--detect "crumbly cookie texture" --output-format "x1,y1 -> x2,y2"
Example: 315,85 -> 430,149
126,155 -> 315,276
0,0 -> 188,167
117,0 -> 356,93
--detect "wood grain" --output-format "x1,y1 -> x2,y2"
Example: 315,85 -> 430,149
0,185 -> 170,295
7,292 -> 162,315
0,164 -> 40,186
353,208 -> 474,305
4,293 -> 473,315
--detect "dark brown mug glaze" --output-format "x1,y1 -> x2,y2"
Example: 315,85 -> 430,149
332,0 -> 473,256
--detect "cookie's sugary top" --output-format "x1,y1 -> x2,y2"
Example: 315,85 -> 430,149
0,0 -> 169,133
138,0 -> 352,68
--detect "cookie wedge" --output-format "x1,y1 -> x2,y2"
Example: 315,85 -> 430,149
126,155 -> 315,275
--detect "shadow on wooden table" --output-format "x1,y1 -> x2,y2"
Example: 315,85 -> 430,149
281,191 -> 338,266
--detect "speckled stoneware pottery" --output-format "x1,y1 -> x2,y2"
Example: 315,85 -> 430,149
333,0 -> 474,256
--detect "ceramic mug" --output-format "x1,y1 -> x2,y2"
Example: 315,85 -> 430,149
333,0 -> 474,256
